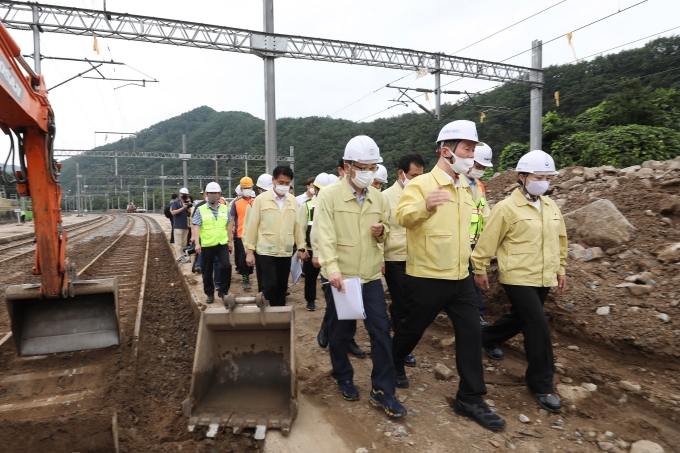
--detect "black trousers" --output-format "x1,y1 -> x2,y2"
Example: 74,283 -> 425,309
468,244 -> 485,316
384,261 -> 407,323
482,285 -> 553,394
257,255 -> 290,306
393,275 -> 487,405
302,251 -> 321,304
234,238 -> 253,276
200,244 -> 232,296
328,279 -> 395,393
255,252 -> 264,293
169,219 -> 175,243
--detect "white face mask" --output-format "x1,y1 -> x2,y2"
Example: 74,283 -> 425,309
526,180 -> 550,196
400,172 -> 411,187
468,168 -> 486,180
351,169 -> 375,189
242,189 -> 254,198
309,187 -> 316,196
445,152 -> 475,175
274,184 -> 290,196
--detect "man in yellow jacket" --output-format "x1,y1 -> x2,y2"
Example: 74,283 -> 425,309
394,120 -> 506,432
315,135 -> 405,418
244,166 -> 304,306
381,152 -> 425,368
472,150 -> 567,414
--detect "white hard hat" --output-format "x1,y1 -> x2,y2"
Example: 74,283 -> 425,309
235,184 -> 242,195
256,173 -> 274,190
374,164 -> 388,183
205,181 -> 221,193
515,150 -> 559,175
436,120 -> 480,144
327,174 -> 339,184
343,135 -> 383,164
179,187 -> 189,194
314,172 -> 333,188
474,143 -> 493,167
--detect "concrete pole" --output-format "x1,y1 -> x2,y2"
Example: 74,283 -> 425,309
290,145 -> 294,189
182,134 -> 188,189
227,175 -> 232,196
530,39 -> 543,151
76,163 -> 83,217
434,55 -> 441,121
144,178 -> 148,210
215,158 -> 219,183
245,154 -> 248,177
263,0 -> 277,174
114,155 -> 118,176
31,4 -> 41,74
160,164 -> 165,207
89,196 -> 92,213
152,193 -> 155,213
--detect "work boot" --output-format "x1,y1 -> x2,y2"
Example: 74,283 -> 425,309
218,291 -> 224,299
205,295 -> 214,304
317,328 -> 328,348
533,392 -> 562,413
395,371 -> 409,389
337,380 -> 360,401
306,302 -> 316,311
404,353 -> 416,367
348,340 -> 366,358
242,275 -> 252,291
369,389 -> 406,418
453,399 -> 506,432
484,346 -> 505,361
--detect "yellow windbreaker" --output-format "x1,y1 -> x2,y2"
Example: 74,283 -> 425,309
315,178 -> 390,283
243,190 -> 305,257
396,165 -> 474,280
381,180 -> 407,262
471,188 -> 567,287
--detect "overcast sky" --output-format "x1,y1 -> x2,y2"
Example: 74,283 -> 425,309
1,0 -> 679,164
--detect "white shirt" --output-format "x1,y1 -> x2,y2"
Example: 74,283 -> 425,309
274,193 -> 286,211
296,192 -> 311,208
530,198 -> 542,213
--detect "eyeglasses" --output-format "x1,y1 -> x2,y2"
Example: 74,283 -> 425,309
352,164 -> 378,172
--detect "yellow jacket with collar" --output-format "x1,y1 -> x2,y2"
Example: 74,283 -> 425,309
382,180 -> 407,262
396,165 -> 474,280
315,178 -> 390,282
471,188 -> 567,287
243,190 -> 305,257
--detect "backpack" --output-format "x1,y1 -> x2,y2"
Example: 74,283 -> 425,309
163,203 -> 172,219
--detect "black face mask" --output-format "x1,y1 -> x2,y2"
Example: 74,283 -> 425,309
181,195 -> 188,200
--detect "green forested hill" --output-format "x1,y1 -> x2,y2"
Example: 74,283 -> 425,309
57,35 -> 680,204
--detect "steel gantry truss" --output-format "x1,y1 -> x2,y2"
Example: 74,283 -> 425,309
53,149 -> 294,161
0,1 -> 545,166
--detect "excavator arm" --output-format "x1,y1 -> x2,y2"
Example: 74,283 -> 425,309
1,20 -> 120,356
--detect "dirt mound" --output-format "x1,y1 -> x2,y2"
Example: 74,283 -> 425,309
483,160 -> 680,360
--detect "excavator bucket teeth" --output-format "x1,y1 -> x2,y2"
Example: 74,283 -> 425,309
5,278 -> 120,356
186,305 -> 297,437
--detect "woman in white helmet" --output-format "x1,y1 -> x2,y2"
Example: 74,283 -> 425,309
372,164 -> 389,190
471,150 -> 567,414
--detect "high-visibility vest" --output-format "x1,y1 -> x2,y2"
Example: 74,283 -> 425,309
306,200 -> 315,226
199,203 -> 229,247
470,180 -> 486,244
234,197 -> 254,238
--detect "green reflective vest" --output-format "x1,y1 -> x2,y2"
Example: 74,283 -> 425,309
199,203 -> 229,247
470,180 -> 486,244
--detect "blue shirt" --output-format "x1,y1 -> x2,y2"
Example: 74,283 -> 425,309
192,202 -> 232,226
349,185 -> 368,206
170,199 -> 189,229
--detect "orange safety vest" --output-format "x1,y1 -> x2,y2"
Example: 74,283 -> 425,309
234,197 -> 254,238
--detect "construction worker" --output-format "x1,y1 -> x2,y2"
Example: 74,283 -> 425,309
297,172 -> 333,311
465,143 -> 493,326
472,150 -> 567,414
228,177 -> 256,291
315,136 -> 405,418
190,182 -> 232,304
372,164 -> 388,190
244,167 -> 304,306
393,120 -> 506,432
297,177 -> 316,207
382,153 -> 425,369
312,163 -> 366,359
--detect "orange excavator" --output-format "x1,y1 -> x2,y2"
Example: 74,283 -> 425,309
0,21 -> 120,356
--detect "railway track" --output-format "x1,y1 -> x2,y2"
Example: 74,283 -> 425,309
0,214 -> 152,426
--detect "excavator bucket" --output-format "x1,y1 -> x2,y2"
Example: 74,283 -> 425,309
185,294 -> 297,439
5,278 -> 120,356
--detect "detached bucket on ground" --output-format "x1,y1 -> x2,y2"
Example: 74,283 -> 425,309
185,294 -> 297,439
5,278 -> 120,356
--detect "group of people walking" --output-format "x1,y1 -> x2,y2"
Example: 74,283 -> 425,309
177,119 -> 568,432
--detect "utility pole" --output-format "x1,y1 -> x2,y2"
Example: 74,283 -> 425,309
76,162 -> 83,217
31,3 -> 41,74
144,178 -> 148,210
214,158 -> 219,183
530,39 -> 543,151
263,0 -> 277,174
160,164 -> 165,208
181,134 -> 189,189
114,153 -> 118,176
290,145 -> 294,189
245,153 -> 248,177
434,55 -> 441,121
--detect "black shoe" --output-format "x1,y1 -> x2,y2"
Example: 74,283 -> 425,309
243,278 -> 252,291
206,295 -> 214,304
286,290 -> 291,296
306,303 -> 316,311
480,315 -> 491,328
218,292 -> 224,299
317,329 -> 328,348
337,380 -> 360,401
533,392 -> 562,413
453,399 -> 506,432
348,340 -> 366,358
404,353 -> 416,368
395,371 -> 409,389
369,389 -> 406,418
484,346 -> 504,361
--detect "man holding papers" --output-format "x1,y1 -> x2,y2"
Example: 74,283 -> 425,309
315,135 -> 405,419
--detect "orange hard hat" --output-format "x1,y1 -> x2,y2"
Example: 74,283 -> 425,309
239,176 -> 254,189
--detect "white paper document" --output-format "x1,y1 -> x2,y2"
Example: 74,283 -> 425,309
290,255 -> 302,285
331,277 -> 366,320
